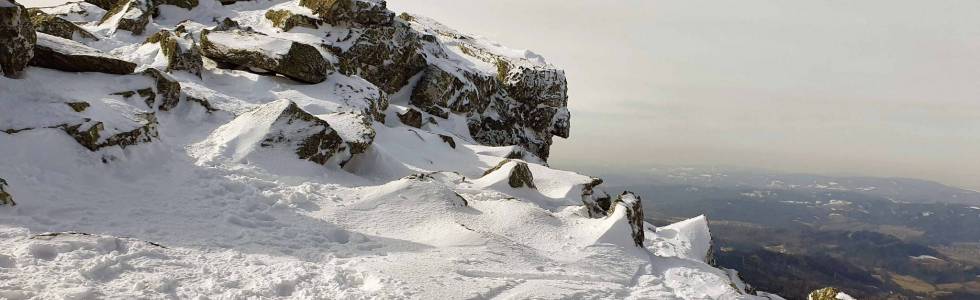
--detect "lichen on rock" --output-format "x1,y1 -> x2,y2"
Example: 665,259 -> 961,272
28,10 -> 99,41
0,0 -> 36,79
337,21 -> 427,94
145,29 -> 203,77
265,9 -> 321,32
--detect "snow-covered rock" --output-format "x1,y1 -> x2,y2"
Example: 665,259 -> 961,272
201,29 -> 332,83
0,0 -> 35,79
808,287 -> 856,300
30,33 -> 136,74
0,1 -> 774,298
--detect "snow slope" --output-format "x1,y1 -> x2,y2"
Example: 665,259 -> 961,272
0,0 -> 775,298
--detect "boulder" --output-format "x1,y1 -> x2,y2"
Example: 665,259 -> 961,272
410,64 -> 495,118
66,101 -> 90,112
146,29 -> 202,77
0,178 -> 13,206
482,160 -> 535,189
299,0 -> 393,26
0,0 -> 36,78
609,192 -> 645,247
141,68 -> 181,111
397,108 -> 422,128
30,33 -> 136,74
337,22 -> 427,93
200,29 -> 331,83
501,64 -> 568,107
29,10 -> 98,41
265,9 -> 321,32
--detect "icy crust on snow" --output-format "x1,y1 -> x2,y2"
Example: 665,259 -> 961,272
0,1 -> 766,299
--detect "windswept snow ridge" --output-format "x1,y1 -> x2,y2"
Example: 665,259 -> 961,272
0,0 -> 769,298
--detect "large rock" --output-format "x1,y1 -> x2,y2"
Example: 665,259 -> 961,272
201,29 -> 331,83
298,0 -> 393,26
609,192 -> 645,247
0,0 -> 36,78
28,10 -> 98,41
482,160 -> 536,189
0,178 -> 13,206
146,29 -> 202,77
265,9 -> 321,32
30,33 -> 136,74
337,22 -> 427,93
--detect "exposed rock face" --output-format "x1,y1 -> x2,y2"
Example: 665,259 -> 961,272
201,29 -> 331,83
0,178 -> 13,206
609,192 -> 645,247
146,29 -> 202,77
29,10 -> 98,41
141,68 -> 182,111
272,102 -> 349,165
581,177 -> 612,218
0,0 -> 36,78
397,108 -> 422,128
299,0 -> 393,26
337,22 -> 427,94
30,33 -> 136,74
265,9 -> 321,32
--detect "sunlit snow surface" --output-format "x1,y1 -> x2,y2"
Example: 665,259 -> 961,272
0,0 -> 771,298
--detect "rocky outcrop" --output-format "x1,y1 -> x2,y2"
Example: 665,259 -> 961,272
201,29 -> 331,83
28,10 -> 98,41
265,9 -> 321,32
337,22 -> 427,94
609,192 -> 645,247
438,134 -> 455,149
299,0 -> 393,26
140,68 -> 181,111
0,178 -> 13,206
30,33 -> 136,74
146,29 -> 202,77
581,177 -> 612,218
0,0 -> 36,78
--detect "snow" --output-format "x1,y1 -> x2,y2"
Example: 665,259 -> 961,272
36,33 -> 121,60
0,1 -> 769,298
205,30 -> 294,59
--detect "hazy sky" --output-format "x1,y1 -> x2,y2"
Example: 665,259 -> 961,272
20,0 -> 979,189
387,0 -> 980,190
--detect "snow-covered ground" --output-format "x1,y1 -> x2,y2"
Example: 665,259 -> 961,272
1,0 -> 775,298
